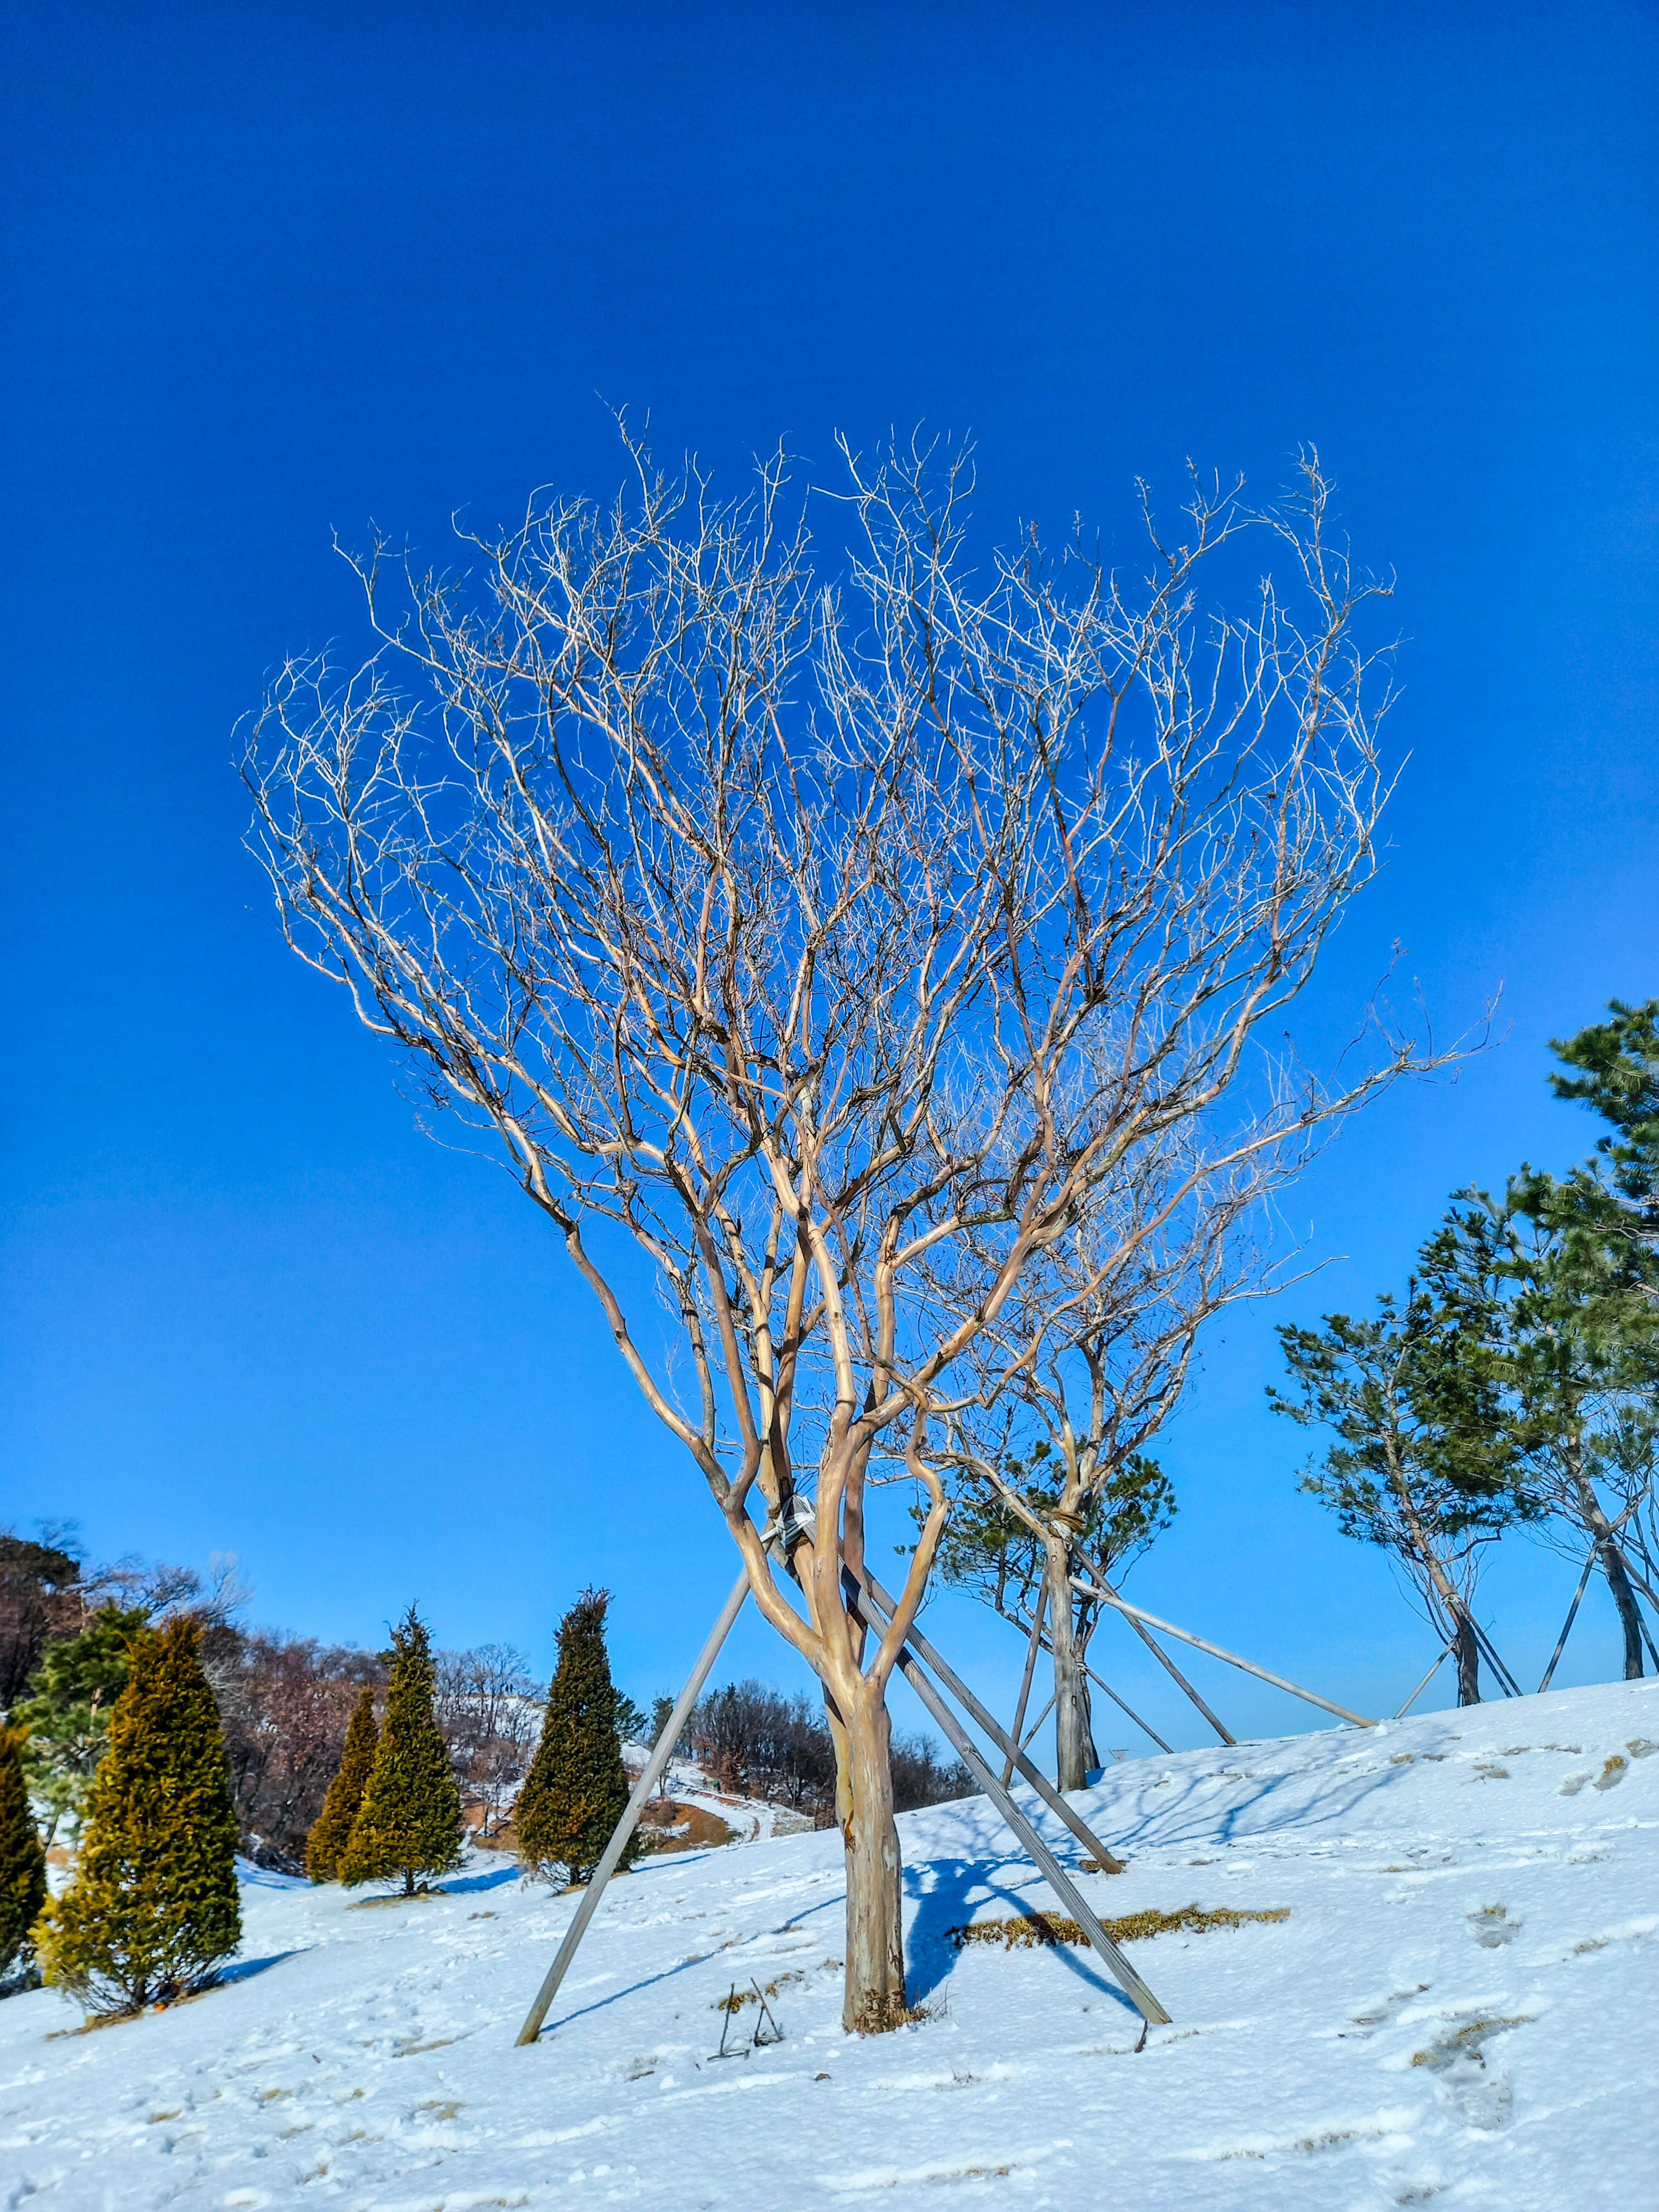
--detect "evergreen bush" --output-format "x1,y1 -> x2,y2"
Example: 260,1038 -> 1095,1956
515,1589 -> 635,1885
0,1724 -> 48,1986
35,1616 -> 242,2012
338,1608 -> 462,1895
305,1684 -> 379,1882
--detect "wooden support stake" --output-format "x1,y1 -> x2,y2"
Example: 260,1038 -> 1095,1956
1395,1641 -> 1452,1719
1020,1690 -> 1058,1751
1082,1662 -> 1172,1754
1003,1584 -> 1049,1787
1537,1551 -> 1597,1694
844,1573 -> 1170,2028
1071,1570 -> 1375,1730
1464,1613 -> 1523,1699
515,1563 -> 752,2047
853,1564 -> 1128,1874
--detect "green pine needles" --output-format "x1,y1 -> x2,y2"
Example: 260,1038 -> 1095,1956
0,1724 -> 48,1985
305,1685 -> 379,1883
11,1603 -> 149,1846
36,1615 -> 242,2013
517,1589 -> 636,1887
338,1608 -> 462,1896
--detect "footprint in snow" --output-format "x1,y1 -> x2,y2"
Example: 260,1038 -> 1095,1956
1407,2013 -> 1530,2131
1466,1905 -> 1517,1950
1340,1984 -> 1431,2039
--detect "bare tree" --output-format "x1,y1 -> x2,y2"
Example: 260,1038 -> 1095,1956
245,427 -> 1413,2030
207,1629 -> 386,1867
434,1643 -> 541,1835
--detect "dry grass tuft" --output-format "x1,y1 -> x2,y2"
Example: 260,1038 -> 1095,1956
948,1903 -> 1288,1950
713,1971 -> 805,2013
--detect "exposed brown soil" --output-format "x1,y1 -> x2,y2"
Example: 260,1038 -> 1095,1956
635,1798 -> 738,1854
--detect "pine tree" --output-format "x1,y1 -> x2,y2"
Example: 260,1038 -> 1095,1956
0,1724 -> 48,1985
11,1604 -> 149,1845
515,1589 -> 636,1886
304,1686 -> 379,1883
337,1608 -> 462,1896
34,1616 -> 242,2012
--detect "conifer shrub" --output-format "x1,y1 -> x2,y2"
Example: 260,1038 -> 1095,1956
338,1608 -> 462,1896
0,1724 -> 48,1987
35,1616 -> 242,2013
305,1684 -> 379,1882
515,1588 -> 637,1886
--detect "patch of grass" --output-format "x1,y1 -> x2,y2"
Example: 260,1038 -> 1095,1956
948,1903 -> 1289,1950
1594,1754 -> 1629,1791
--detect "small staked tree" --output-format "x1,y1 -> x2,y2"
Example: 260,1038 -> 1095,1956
1271,1240 -> 1535,1705
245,430 -> 1427,2029
515,1591 -> 636,1886
934,1133 -> 1286,1786
305,1685 -> 379,1881
338,1609 -> 463,1896
1442,1188 -> 1657,1678
35,1617 -> 242,2013
0,1724 -> 48,1986
932,1444 -> 1175,1782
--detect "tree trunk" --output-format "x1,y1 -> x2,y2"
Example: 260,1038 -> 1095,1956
1045,1534 -> 1098,1792
838,1682 -> 906,2033
1452,1611 -> 1481,1705
1598,1540 -> 1646,1680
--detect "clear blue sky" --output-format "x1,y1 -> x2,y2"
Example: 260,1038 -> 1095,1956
3,2 -> 1656,1752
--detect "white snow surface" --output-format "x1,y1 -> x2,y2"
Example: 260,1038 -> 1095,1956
6,1674 -> 1659,2210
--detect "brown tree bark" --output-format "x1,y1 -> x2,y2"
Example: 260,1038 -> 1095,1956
1452,1611 -> 1481,1705
837,1681 -> 906,2033
1044,1532 -> 1099,1791
1555,1461 -> 1645,1679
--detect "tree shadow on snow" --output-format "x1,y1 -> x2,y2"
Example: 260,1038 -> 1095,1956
435,1864 -> 521,1896
217,1950 -> 302,1987
902,1854 -> 1135,2015
1093,1746 -> 1420,1862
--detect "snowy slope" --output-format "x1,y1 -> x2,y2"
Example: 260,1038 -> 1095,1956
4,1674 -> 1658,2210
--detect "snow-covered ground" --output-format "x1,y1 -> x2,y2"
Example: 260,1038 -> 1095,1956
5,1674 -> 1658,2210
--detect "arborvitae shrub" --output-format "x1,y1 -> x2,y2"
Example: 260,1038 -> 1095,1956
35,1616 -> 242,2012
0,1724 -> 48,1985
516,1589 -> 636,1885
305,1686 -> 379,1882
338,1608 -> 462,1896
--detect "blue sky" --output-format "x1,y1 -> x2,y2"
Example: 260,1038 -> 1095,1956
3,2 -> 1656,1752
